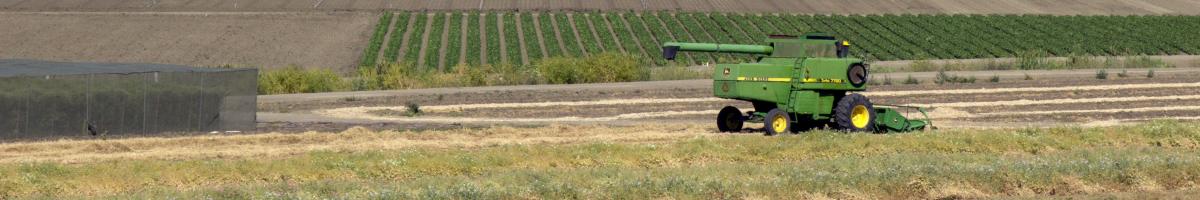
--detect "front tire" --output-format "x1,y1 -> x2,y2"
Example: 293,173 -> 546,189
764,108 -> 791,136
716,106 -> 744,132
834,93 -> 876,132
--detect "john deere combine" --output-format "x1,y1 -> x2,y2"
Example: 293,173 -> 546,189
662,33 -> 930,135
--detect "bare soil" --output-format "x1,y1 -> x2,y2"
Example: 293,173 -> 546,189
258,70 -> 1200,132
0,12 -> 375,71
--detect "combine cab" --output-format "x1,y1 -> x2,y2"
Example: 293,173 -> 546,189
662,33 -> 930,134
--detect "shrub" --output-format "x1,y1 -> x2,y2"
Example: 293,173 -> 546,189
935,70 -> 976,84
1024,73 -> 1033,80
258,66 -> 348,94
535,56 -> 581,84
405,101 -> 421,117
1096,69 -> 1108,80
578,52 -> 646,83
536,52 -> 646,84
989,75 -> 1000,83
903,75 -> 920,85
1147,69 -> 1156,78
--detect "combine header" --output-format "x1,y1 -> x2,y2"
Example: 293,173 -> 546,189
663,33 -> 929,134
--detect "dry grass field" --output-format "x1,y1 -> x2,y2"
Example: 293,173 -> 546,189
1,121 -> 1198,198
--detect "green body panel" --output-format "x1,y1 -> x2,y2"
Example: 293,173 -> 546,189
667,32 -> 929,132
874,107 -> 931,132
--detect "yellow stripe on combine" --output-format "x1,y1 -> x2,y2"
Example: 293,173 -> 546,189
802,78 -> 844,83
733,77 -> 844,83
735,77 -> 792,82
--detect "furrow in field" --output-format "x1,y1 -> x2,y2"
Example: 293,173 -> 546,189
978,106 -> 1200,117
414,13 -> 434,68
514,12 -> 530,65
436,13 -> 451,71
319,107 -> 720,123
909,95 -> 1200,108
863,82 -> 1200,97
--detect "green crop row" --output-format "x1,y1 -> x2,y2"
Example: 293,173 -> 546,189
381,12 -> 410,63
443,13 -> 463,71
519,13 -> 544,62
359,12 -> 392,69
485,13 -> 502,65
502,13 -> 522,65
362,12 -> 1200,69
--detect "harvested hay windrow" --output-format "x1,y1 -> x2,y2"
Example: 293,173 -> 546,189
0,123 -> 711,164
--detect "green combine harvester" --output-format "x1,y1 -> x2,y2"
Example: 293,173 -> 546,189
662,33 -> 930,135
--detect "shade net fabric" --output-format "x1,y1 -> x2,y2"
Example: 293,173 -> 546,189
0,59 -> 256,140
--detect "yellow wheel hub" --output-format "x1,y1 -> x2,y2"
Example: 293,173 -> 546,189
851,105 -> 870,128
771,115 -> 788,133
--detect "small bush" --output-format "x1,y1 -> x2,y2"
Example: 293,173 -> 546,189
903,75 -> 920,85
258,66 -> 348,94
535,56 -> 582,84
1147,69 -> 1156,78
405,102 -> 421,117
989,75 -> 1000,83
1117,69 -> 1130,78
537,52 -> 646,84
935,70 -> 976,84
1024,73 -> 1033,80
1096,69 -> 1108,80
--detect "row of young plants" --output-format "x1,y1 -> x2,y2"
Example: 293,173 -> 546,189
364,11 -> 1200,70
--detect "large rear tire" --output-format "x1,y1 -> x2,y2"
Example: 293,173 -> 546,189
764,108 -> 791,136
716,106 -> 744,132
834,93 -> 876,132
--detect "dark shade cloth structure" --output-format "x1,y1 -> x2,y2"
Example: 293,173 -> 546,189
0,59 -> 256,140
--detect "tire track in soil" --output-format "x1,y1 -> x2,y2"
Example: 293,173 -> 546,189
395,12 -> 417,63
530,13 -> 549,59
547,13 -> 569,56
497,13 -> 509,64
616,13 -> 648,58
458,12 -> 468,65
866,82 -> 1200,97
514,12 -> 530,65
472,12 -> 482,64
599,13 -> 625,53
565,13 -> 589,55
436,13 -> 451,72
582,13 -> 605,52
415,13 -> 434,69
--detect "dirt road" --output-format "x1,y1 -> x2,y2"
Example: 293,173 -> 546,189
259,68 -> 1200,132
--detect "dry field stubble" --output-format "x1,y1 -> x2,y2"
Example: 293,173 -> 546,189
1,121 -> 1199,199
